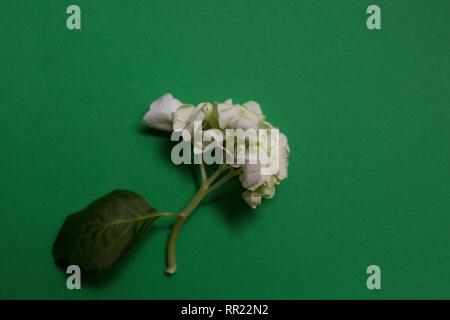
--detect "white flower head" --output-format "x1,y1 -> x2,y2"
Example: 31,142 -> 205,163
143,95 -> 290,209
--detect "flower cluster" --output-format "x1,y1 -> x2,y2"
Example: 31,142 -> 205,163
143,93 -> 290,208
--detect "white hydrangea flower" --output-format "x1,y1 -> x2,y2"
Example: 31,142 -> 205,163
143,93 -> 182,131
142,94 -> 290,209
100,94 -> 296,275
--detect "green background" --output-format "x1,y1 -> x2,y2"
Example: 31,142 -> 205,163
1,0 -> 449,299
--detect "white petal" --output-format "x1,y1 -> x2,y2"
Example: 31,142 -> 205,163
277,157 -> 288,180
240,163 -> 270,191
217,104 -> 240,129
261,121 -> 274,129
223,98 -> 233,104
279,132 -> 289,150
255,183 -> 276,199
172,105 -> 196,131
217,104 -> 261,130
235,117 -> 258,130
143,93 -> 182,131
241,105 -> 264,127
244,101 -> 262,115
172,105 -> 205,140
242,191 -> 261,209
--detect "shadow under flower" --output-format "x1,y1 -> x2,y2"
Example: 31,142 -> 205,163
204,177 -> 255,229
140,124 -> 256,230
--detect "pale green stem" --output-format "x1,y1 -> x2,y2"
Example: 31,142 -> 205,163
204,164 -> 226,187
165,164 -> 235,275
206,168 -> 242,194
155,212 -> 179,218
199,162 -> 207,183
165,187 -> 207,274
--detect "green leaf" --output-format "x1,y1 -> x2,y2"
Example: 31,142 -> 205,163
52,189 -> 159,272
